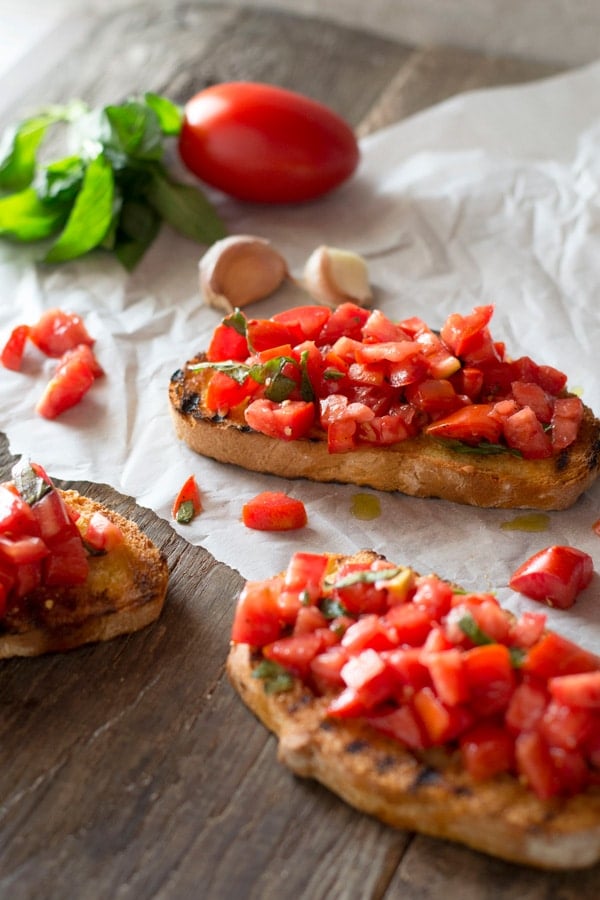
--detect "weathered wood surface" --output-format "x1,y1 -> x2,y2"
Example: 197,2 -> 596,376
1,3 -> 596,898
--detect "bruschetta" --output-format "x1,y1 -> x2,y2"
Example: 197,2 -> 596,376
227,549 -> 600,870
0,459 -> 168,657
169,303 -> 600,510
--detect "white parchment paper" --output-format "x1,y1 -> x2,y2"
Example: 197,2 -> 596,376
1,62 -> 599,649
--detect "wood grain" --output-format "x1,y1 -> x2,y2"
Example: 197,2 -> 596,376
1,3 -> 597,898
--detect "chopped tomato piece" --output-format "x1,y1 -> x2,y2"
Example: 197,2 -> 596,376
206,321 -> 249,362
505,680 -> 548,734
540,699 -> 595,750
1,324 -> 30,371
36,354 -> 96,419
246,318 -> 304,353
511,381 -> 553,422
316,302 -> 370,346
82,511 -> 125,550
0,484 -> 39,535
460,722 -> 514,781
264,632 -> 323,679
551,396 -> 583,451
440,305 -> 494,358
42,532 -> 89,586
425,404 -> 501,445
548,672 -> 600,709
245,398 -> 315,440
310,645 -> 349,693
502,407 -> 552,459
522,631 -> 600,680
0,535 -> 49,565
462,643 -> 516,716
425,649 -> 469,706
366,703 -> 427,750
231,576 -> 284,645
172,475 -> 202,524
241,491 -> 307,531
272,306 -> 332,341
29,308 -> 94,357
509,545 -> 594,609
515,731 -> 559,800
56,343 -> 104,379
279,552 -> 329,618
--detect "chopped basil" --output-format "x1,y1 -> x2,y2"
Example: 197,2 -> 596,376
223,309 -> 248,336
252,659 -> 295,694
0,93 -> 225,268
175,499 -> 196,524
458,613 -> 525,667
299,350 -> 315,402
319,597 -> 349,619
188,360 -> 251,384
435,438 -> 522,458
251,356 -> 298,403
323,367 -> 345,380
11,458 -> 52,506
331,566 -> 405,590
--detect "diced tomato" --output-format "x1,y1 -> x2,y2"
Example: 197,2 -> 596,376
522,631 -> 600,680
29,309 -> 94,357
341,614 -> 396,653
329,658 -> 397,716
414,330 -> 461,380
509,545 -> 594,610
551,396 -> 583,451
42,532 -> 89,586
231,576 -> 284,645
515,731 -> 559,800
206,321 -> 249,362
460,722 -> 514,781
357,414 -> 413,446
246,318 -> 304,353
316,302 -> 370,346
293,605 -> 329,635
83,511 -> 125,551
450,366 -> 483,400
384,602 -> 433,646
425,649 -> 469,706
548,672 -> 600,709
362,309 -> 410,344
468,597 -> 511,644
440,305 -> 494,358
425,404 -> 501,445
245,398 -> 315,440
57,343 -> 104,379
36,354 -> 95,419
0,484 -> 39,535
279,552 -> 329,619
502,407 -> 552,459
1,324 -> 30,371
0,535 -> 49,565
204,370 -> 258,414
549,746 -> 589,796
171,474 -> 202,525
412,575 -> 453,620
366,703 -> 428,750
405,379 -> 464,417
462,643 -> 516,716
310,644 -> 349,693
272,305 -> 332,342
508,610 -> 547,648
540,699 -> 595,750
384,647 -> 432,692
31,489 -> 75,543
264,632 -> 323,679
241,491 -> 307,531
11,560 -> 42,600
332,569 -> 389,616
511,381 -> 553,422
505,680 -> 548,734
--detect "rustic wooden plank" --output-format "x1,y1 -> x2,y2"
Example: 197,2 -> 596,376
356,44 -> 563,136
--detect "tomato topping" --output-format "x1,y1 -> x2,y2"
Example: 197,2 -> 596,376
509,545 -> 594,609
29,308 -> 94,358
460,723 -> 514,781
82,511 -> 125,551
241,491 -> 307,531
231,576 -> 284,645
200,304 -> 585,460
36,353 -> 96,419
1,324 -> 30,371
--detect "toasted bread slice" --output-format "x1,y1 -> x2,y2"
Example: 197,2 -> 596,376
169,358 -> 600,510
227,551 -> 600,870
0,491 -> 168,658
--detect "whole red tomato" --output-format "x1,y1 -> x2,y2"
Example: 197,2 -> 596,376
179,82 -> 359,203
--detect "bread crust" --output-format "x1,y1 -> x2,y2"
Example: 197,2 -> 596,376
226,551 -> 600,870
0,491 -> 168,658
169,361 -> 600,510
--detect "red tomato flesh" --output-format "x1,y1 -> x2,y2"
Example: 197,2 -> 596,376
241,491 -> 307,531
179,82 -> 359,203
509,545 -> 594,609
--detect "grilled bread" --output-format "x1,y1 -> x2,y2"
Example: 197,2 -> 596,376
0,490 -> 168,658
227,551 -> 600,870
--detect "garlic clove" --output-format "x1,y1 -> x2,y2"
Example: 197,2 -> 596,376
199,235 -> 288,313
303,245 -> 372,307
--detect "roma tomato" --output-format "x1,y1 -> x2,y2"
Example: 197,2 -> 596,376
241,491 -> 307,531
179,82 -> 359,203
509,545 -> 594,609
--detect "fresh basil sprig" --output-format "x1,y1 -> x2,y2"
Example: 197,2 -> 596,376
0,93 -> 226,269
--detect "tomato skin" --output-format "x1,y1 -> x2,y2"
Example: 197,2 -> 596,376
425,403 -> 501,445
179,82 -> 359,204
241,491 -> 307,531
244,398 -> 315,441
509,545 -> 594,609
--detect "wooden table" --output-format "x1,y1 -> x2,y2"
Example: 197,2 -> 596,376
1,3 -> 596,897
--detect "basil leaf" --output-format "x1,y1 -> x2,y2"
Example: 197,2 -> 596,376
0,115 -> 54,191
146,169 -> 227,244
299,350 -> 315,402
323,367 -> 345,381
458,614 -> 493,646
188,360 -> 251,384
175,499 -> 196,524
223,309 -> 247,336
248,356 -> 299,402
35,155 -> 85,206
320,597 -> 348,619
435,438 -> 522,458
44,152 -> 114,263
113,199 -> 161,271
144,92 -> 183,136
252,659 -> 295,694
11,458 -> 52,506
104,101 -> 165,162
0,188 -> 66,241
332,567 -> 405,590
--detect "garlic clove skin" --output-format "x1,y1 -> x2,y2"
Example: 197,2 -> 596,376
199,235 -> 288,313
303,245 -> 373,307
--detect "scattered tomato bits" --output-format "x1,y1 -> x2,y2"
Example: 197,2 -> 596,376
172,475 -> 202,524
509,545 -> 594,609
232,551 -> 600,800
241,491 -> 307,531
1,308 -> 103,418
195,303 -> 584,459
